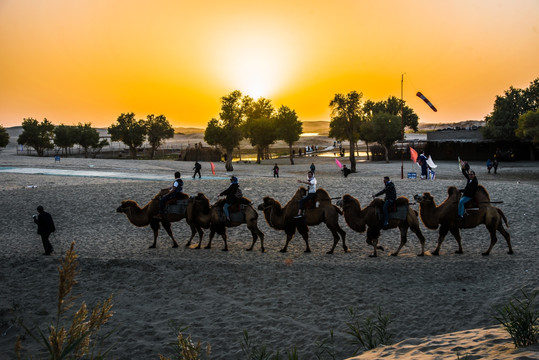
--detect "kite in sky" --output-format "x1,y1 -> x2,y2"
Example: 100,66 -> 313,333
416,92 -> 437,112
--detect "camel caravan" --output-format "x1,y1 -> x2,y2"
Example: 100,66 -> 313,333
117,169 -> 513,257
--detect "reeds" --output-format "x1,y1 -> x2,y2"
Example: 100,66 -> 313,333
494,289 -> 539,348
345,306 -> 393,355
17,241 -> 114,359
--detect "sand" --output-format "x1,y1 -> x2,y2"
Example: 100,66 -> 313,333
0,147 -> 538,359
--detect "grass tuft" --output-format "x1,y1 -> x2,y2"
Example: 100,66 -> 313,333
345,306 -> 393,355
494,289 -> 539,348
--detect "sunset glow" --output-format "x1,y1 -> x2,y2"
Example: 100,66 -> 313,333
0,0 -> 538,128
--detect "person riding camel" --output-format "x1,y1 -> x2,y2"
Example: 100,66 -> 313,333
295,171 -> 317,218
373,176 -> 396,229
155,171 -> 184,219
219,176 -> 242,222
458,160 -> 478,227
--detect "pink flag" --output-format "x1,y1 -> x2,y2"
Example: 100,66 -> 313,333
410,147 -> 418,163
335,158 -> 343,169
210,162 -> 215,175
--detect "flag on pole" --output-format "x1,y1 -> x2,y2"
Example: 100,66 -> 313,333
210,162 -> 216,175
335,158 -> 343,169
409,147 -> 418,163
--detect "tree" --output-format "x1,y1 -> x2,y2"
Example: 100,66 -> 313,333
76,123 -> 108,158
243,97 -> 276,164
274,105 -> 302,165
54,124 -> 77,156
369,112 -> 402,162
204,90 -> 252,171
145,114 -> 174,159
329,91 -> 364,173
17,118 -> 55,156
358,120 -> 376,161
0,125 -> 9,148
364,96 -> 419,133
516,109 -> 539,160
483,78 -> 539,140
108,113 -> 147,159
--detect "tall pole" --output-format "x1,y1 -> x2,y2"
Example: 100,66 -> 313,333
401,73 -> 404,179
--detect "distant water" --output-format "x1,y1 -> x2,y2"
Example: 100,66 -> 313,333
0,167 -> 229,181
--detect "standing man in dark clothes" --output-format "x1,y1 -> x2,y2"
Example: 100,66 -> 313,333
273,163 -> 279,178
310,162 -> 316,174
458,160 -> 478,226
373,176 -> 396,229
193,161 -> 202,179
33,205 -> 55,255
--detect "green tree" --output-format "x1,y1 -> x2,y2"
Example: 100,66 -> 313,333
146,114 -> 174,159
483,78 -> 539,140
17,118 -> 55,156
76,123 -> 108,158
108,113 -> 147,159
274,105 -> 302,165
53,124 -> 77,156
243,97 -> 276,164
516,109 -> 539,160
0,125 -> 9,148
329,91 -> 364,173
358,120 -> 376,161
204,90 -> 252,171
370,112 -> 402,162
364,96 -> 419,133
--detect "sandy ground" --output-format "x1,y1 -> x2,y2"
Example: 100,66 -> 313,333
0,147 -> 538,359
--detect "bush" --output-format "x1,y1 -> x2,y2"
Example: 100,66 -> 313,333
494,289 -> 539,348
345,306 -> 393,355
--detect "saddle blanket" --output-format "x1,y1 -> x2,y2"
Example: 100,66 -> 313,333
166,199 -> 189,216
376,205 -> 408,221
219,204 -> 247,222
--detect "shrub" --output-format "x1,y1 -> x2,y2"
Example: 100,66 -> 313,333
345,306 -> 393,355
494,289 -> 539,348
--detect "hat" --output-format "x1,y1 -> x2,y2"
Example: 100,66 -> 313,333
230,176 -> 238,184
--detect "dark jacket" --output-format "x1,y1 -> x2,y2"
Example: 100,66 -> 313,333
375,181 -> 396,201
34,211 -> 55,235
219,183 -> 241,204
461,168 -> 478,197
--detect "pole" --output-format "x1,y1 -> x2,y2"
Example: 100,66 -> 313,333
401,73 -> 405,179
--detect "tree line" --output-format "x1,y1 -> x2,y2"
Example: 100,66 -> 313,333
2,77 -> 537,163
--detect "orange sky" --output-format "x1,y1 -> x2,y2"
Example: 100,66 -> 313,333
1,0 -> 538,129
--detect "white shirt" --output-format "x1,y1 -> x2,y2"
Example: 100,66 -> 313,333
307,177 -> 317,193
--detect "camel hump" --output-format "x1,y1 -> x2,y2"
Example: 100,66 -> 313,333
239,196 -> 252,205
395,197 -> 409,207
177,192 -> 189,200
475,185 -> 491,202
315,188 -> 331,201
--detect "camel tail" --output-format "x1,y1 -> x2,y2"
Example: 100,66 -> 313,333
333,205 -> 343,216
497,208 -> 509,228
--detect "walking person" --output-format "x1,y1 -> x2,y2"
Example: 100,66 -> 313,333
310,162 -> 316,174
372,176 -> 396,229
33,205 -> 55,255
295,171 -> 317,218
193,161 -> 202,179
493,158 -> 499,174
273,163 -> 279,178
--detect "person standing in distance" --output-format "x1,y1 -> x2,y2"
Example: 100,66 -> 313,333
33,205 -> 55,255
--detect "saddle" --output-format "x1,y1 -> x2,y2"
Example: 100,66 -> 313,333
303,195 -> 318,210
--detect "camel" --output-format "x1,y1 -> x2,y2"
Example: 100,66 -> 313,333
186,192 -> 265,252
257,187 -> 347,254
116,189 -> 199,248
413,185 -> 512,256
336,194 -> 426,257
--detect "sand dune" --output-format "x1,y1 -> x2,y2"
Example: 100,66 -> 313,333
0,149 -> 538,359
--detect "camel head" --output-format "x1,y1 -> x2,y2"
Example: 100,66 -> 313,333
257,196 -> 274,211
413,192 -> 434,204
116,200 -> 139,213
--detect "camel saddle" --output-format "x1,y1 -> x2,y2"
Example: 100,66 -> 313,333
165,193 -> 190,216
303,195 -> 319,210
374,197 -> 409,222
218,197 -> 252,222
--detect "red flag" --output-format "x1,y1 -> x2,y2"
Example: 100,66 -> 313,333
335,158 -> 343,169
410,147 -> 418,163
210,162 -> 215,175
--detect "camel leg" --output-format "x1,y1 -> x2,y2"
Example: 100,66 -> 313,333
409,222 -> 426,256
295,221 -> 311,253
162,221 -> 179,248
391,225 -> 408,256
449,227 -> 464,254
257,228 -> 265,252
432,225 -> 451,255
149,220 -> 160,248
497,224 -> 513,255
195,226 -> 205,249
221,231 -> 228,251
482,226 -> 498,256
367,227 -> 381,257
246,225 -> 259,252
184,223 -> 198,247
326,228 -> 340,254
338,225 -> 348,252
205,230 -> 215,249
279,229 -> 296,253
